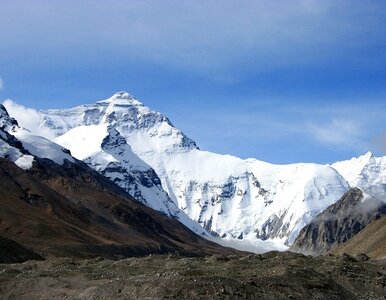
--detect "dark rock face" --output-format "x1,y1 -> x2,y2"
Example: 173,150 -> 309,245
0,236 -> 44,263
257,211 -> 290,241
290,187 -> 386,255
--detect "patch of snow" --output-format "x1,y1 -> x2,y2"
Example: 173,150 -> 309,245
210,235 -> 289,254
0,132 -> 34,170
14,155 -> 34,170
14,130 -> 75,165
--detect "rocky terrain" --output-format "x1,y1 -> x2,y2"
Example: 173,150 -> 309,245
332,215 -> 386,259
0,237 -> 43,264
0,251 -> 385,299
291,188 -> 386,256
0,156 -> 234,258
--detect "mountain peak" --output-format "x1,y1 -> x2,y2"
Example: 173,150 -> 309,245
98,91 -> 144,107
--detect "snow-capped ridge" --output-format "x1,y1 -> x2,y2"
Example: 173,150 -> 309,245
14,130 -> 75,165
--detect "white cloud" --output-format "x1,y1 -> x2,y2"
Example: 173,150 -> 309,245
307,119 -> 365,149
2,99 -> 56,140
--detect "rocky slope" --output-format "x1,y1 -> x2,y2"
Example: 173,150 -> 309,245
0,156 -> 234,258
332,215 -> 386,259
290,188 -> 386,255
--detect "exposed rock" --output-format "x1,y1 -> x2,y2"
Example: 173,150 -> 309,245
291,188 -> 386,255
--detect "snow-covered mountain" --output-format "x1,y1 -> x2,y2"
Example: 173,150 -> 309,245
332,152 -> 386,200
18,91 -> 379,250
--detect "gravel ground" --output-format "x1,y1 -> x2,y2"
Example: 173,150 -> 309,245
0,251 -> 385,299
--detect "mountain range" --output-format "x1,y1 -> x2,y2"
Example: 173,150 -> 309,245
3,91 -> 385,252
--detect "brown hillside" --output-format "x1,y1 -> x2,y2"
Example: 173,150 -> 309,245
0,157 -> 238,259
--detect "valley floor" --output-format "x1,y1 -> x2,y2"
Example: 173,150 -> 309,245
0,251 -> 385,299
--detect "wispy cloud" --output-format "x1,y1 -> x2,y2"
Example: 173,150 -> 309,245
172,98 -> 385,161
3,99 -> 55,139
307,119 -> 365,149
0,77 -> 3,90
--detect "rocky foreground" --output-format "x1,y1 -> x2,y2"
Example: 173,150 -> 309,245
0,251 -> 385,300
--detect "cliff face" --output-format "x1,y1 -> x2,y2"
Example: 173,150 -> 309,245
290,188 -> 386,255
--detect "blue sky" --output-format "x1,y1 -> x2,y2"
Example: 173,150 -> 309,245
1,0 -> 386,163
